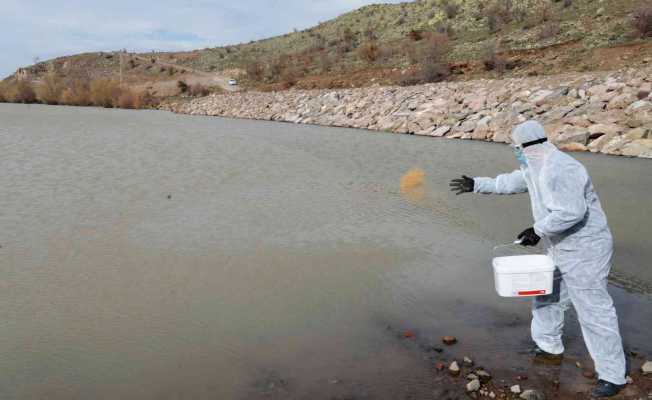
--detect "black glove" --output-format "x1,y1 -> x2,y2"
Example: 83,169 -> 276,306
517,227 -> 541,246
449,175 -> 474,195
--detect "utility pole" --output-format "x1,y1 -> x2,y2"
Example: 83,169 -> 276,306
119,50 -> 123,84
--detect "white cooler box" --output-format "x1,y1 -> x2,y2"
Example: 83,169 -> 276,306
492,254 -> 555,297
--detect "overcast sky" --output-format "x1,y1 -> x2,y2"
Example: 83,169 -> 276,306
1,0 -> 406,78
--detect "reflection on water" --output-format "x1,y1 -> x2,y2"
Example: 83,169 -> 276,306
0,104 -> 650,400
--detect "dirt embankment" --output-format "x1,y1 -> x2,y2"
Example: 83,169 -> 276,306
162,64 -> 652,158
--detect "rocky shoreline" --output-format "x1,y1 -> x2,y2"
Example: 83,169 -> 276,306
161,66 -> 652,158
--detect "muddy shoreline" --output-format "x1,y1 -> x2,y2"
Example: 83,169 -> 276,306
161,66 -> 652,159
377,324 -> 652,400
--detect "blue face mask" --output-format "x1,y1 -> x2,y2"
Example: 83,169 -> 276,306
513,147 -> 528,166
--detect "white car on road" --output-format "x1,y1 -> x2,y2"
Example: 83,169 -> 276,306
228,79 -> 237,86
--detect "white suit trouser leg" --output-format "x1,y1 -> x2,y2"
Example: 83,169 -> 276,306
531,279 -> 627,385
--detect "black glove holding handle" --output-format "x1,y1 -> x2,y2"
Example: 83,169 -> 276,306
517,227 -> 541,246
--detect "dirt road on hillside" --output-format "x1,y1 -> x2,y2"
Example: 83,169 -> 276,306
133,54 -> 239,93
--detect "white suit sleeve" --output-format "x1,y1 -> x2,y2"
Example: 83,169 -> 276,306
473,170 -> 528,195
533,164 -> 588,237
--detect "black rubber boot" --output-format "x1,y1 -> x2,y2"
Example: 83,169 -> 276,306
591,379 -> 624,398
532,346 -> 563,365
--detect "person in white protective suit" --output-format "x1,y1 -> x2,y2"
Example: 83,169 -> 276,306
449,120 -> 627,398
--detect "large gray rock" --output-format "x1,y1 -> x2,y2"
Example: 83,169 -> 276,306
607,93 -> 637,110
564,115 -> 591,127
472,117 -> 492,140
601,136 -> 631,156
587,84 -> 608,98
626,107 -> 652,127
622,139 -> 652,158
626,100 -> 652,114
467,95 -> 486,112
541,105 -> 575,123
623,127 -> 650,141
588,133 -> 620,153
431,125 -> 452,137
492,130 -> 511,143
460,120 -> 477,133
554,126 -> 590,145
588,123 -> 626,138
531,90 -> 554,106
558,142 -> 588,152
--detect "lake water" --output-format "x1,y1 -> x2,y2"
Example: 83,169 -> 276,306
1,104 -> 650,399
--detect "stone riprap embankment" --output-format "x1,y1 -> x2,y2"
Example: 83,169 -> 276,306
162,66 -> 652,158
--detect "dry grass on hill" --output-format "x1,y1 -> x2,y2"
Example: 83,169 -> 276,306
0,76 -> 160,109
3,0 -> 652,100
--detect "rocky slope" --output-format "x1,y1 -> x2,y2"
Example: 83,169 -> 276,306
162,64 -> 652,158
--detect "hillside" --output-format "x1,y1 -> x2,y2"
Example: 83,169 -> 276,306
158,0 -> 650,74
1,0 -> 651,106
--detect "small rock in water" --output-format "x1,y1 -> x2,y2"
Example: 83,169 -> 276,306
510,385 -> 521,394
626,375 -> 634,384
575,361 -> 582,369
582,370 -> 596,379
442,335 -> 457,345
466,379 -> 481,392
466,373 -> 478,381
520,389 -> 546,400
432,347 -> 444,353
435,362 -> 446,371
475,370 -> 492,383
463,356 -> 474,366
403,330 -> 416,339
489,391 -> 496,398
449,361 -> 460,376
167,194 -> 172,199
641,360 -> 652,374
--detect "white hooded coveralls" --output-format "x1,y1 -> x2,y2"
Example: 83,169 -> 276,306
473,121 -> 626,385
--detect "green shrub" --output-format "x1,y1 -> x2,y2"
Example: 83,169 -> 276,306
443,1 -> 460,19
487,0 -> 514,32
358,42 -> 380,63
482,45 -> 507,72
188,84 -> 210,97
632,3 -> 652,38
539,21 -> 561,39
246,61 -> 265,81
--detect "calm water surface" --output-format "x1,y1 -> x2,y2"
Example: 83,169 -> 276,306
1,104 -> 650,399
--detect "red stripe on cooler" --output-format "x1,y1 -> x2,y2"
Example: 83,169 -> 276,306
518,290 -> 546,296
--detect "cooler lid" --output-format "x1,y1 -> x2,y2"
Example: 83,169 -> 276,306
492,255 -> 554,274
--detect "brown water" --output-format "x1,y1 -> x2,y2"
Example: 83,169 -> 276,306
1,104 -> 650,400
